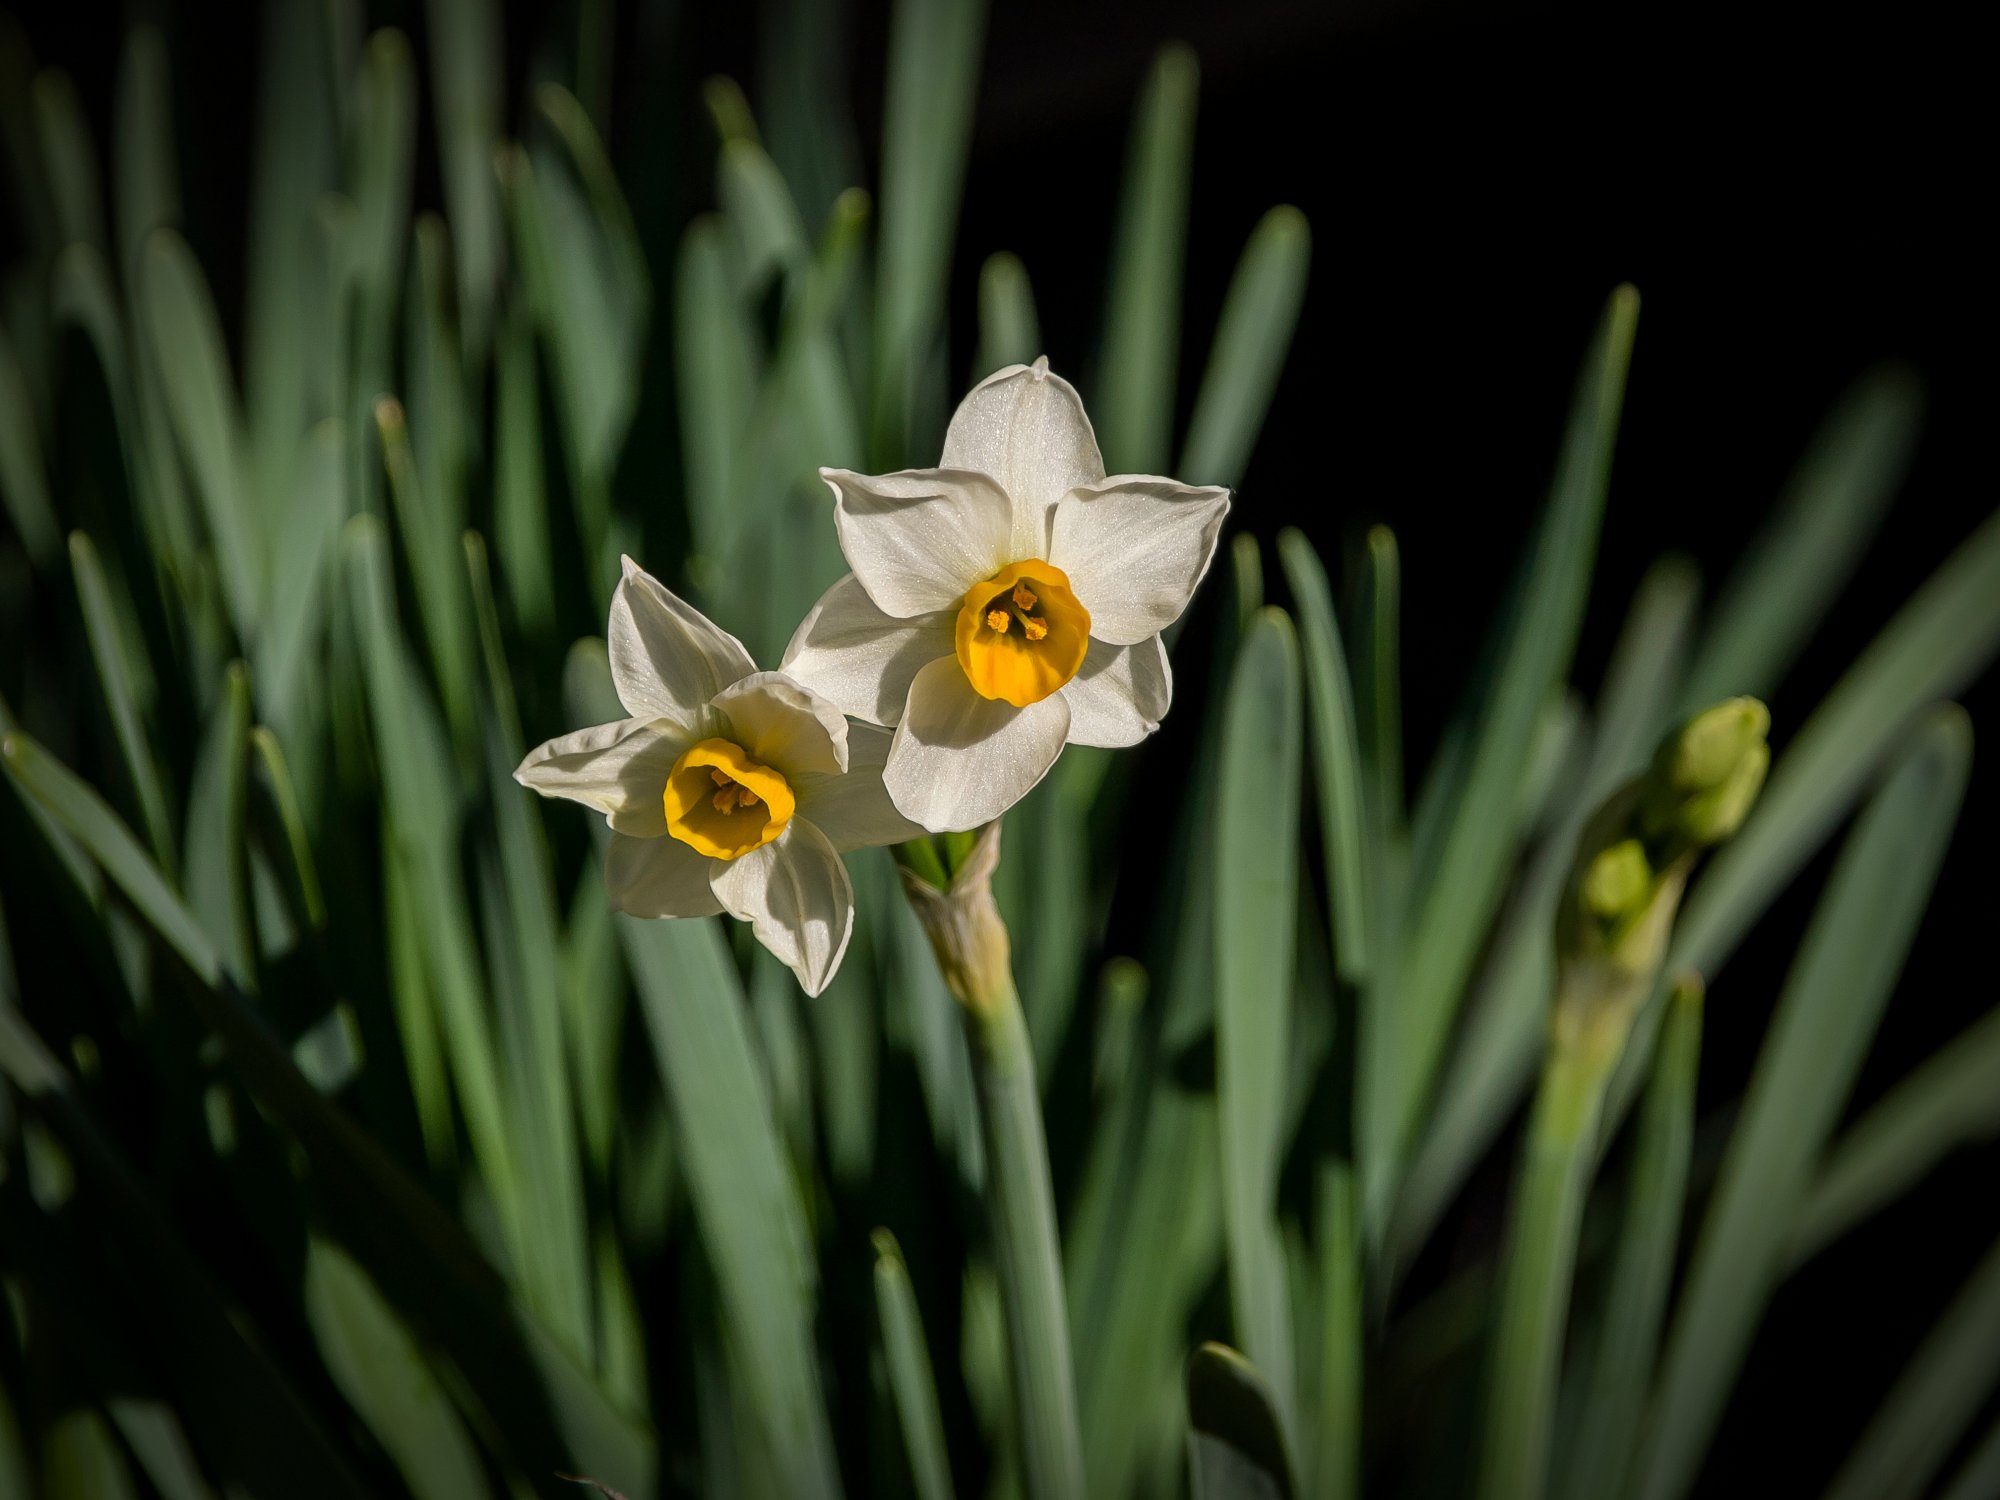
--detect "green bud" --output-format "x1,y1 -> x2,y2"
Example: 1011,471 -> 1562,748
1677,739 -> 1770,845
1663,696 -> 1770,792
1641,697 -> 1771,845
1581,838 -> 1653,920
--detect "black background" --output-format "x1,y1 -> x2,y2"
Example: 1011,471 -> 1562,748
6,1 -> 1995,1494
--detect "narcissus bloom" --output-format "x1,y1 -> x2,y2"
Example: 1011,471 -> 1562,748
783,358 -> 1230,830
515,558 -> 922,995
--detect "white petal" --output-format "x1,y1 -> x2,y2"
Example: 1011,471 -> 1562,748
607,556 -> 756,725
781,573 -> 954,726
943,359 -> 1107,556
1061,635 -> 1174,748
711,671 -> 849,777
821,467 -> 1013,617
709,820 -> 855,997
792,723 -> 929,850
514,718 -> 682,836
885,656 -> 1072,831
605,832 -> 723,918
1048,478 -> 1231,645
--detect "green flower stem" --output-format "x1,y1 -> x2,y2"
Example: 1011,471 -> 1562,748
1476,1010 -> 1618,1500
899,825 -> 1086,1500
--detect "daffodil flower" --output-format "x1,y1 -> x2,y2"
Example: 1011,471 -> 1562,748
515,558 -> 923,995
782,358 -> 1231,830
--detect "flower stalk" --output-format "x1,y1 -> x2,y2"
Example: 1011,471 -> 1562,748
898,823 -> 1087,1500
1476,699 -> 1769,1500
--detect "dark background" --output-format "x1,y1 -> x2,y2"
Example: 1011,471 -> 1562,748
6,1 -> 1994,1493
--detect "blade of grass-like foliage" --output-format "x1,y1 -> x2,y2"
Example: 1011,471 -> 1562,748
31,68 -> 104,251
1179,205 -> 1310,487
875,1229 -> 958,1500
0,692 -> 106,913
1936,1414 -> 2000,1500
719,136 -> 811,291
468,532 -> 593,1359
1391,556 -> 1697,1267
1555,976 -> 1702,1500
140,230 -> 262,633
493,298 -> 555,635
1389,286 -> 1638,1219
1279,529 -> 1370,982
244,0 -> 338,495
674,215 -> 759,570
1216,607 -> 1304,1437
182,661 -> 256,989
0,317 -> 59,565
0,1008 -> 370,1499
565,641 -> 843,1498
1678,366 -> 1922,713
105,1401 -> 218,1500
423,0 -> 502,362
70,531 -> 175,870
408,216 -> 470,532
251,727 -> 324,929
259,420 -> 347,767
976,251 -> 1040,378
376,396 -> 476,746
1311,1165 -> 1362,1500
1606,504 -> 2000,1134
1356,525 -> 1404,835
345,29 -> 416,525
1187,1342 -> 1296,1500
564,858 -> 627,1182
1789,1003 -> 2000,1267
758,0 -> 863,221
1068,539 -> 1259,1496
345,516 -> 516,1225
384,834 -> 456,1171
501,135 -> 634,587
1096,44 -> 1198,474
617,912 -> 843,1498
0,22 -> 58,258
112,26 -> 175,286
869,0 -> 986,464
1822,1233 -> 2000,1500
1635,706 -> 1971,1500
304,1237 -> 487,1500
42,1411 -> 138,1500
0,725 -> 659,1494
0,1387 -> 24,1500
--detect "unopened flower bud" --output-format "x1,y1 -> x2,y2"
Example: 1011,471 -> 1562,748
1582,838 -> 1653,921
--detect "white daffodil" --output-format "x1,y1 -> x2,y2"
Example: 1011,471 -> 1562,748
515,557 -> 923,995
782,358 -> 1230,831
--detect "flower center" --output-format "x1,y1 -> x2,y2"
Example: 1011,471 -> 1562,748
954,560 -> 1092,708
662,738 -> 795,860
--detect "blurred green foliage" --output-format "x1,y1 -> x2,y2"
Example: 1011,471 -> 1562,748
0,4 -> 1997,1499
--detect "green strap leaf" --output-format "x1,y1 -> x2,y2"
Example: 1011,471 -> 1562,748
1215,606 -> 1305,1439
1187,1342 -> 1295,1500
1278,528 -> 1372,982
1179,206 -> 1311,488
1389,285 -> 1638,1225
1679,365 -> 1923,713
874,1229 -> 958,1500
1096,44 -> 1199,474
1636,707 -> 1972,1500
304,1238 -> 488,1500
70,531 -> 176,870
1822,1232 -> 2000,1500
1555,976 -> 1703,1500
868,0 -> 986,464
1790,1002 -> 2000,1265
975,251 -> 1042,379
